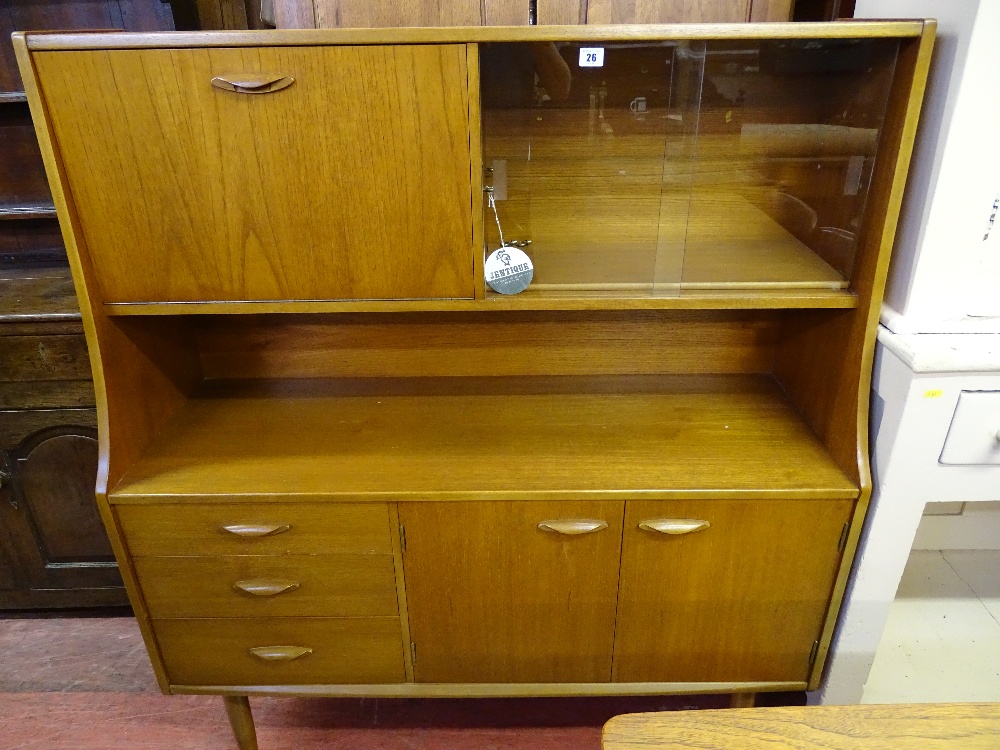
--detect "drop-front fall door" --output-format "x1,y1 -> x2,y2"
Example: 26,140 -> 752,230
34,44 -> 475,302
399,501 -> 624,683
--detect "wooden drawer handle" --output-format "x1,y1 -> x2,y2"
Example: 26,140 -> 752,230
211,73 -> 294,94
249,645 -> 313,661
233,578 -> 300,597
538,519 -> 608,535
220,523 -> 291,538
639,519 -> 710,535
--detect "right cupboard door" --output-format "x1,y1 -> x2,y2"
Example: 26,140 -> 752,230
613,499 -> 853,683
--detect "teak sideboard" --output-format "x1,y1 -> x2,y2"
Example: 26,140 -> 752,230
14,21 -> 933,749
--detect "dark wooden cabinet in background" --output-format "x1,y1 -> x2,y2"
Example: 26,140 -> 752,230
0,0 -> 181,610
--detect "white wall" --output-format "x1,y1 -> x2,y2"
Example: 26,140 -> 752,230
855,0 -> 1000,330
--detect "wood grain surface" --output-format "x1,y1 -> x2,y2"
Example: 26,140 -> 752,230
134,553 -> 399,618
194,310 -> 783,379
34,44 -> 474,302
587,0 -> 751,24
613,498 -> 852,682
602,703 -> 1000,749
108,376 -> 857,501
154,616 -> 406,685
400,500 -> 624,683
116,502 -> 393,555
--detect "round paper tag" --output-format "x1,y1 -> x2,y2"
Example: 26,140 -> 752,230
485,246 -> 534,295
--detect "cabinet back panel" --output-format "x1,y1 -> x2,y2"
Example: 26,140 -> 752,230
196,310 -> 781,378
33,45 -> 474,302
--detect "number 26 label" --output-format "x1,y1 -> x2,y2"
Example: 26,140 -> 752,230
579,47 -> 605,68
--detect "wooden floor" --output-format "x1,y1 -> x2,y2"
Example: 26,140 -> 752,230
0,615 -> 809,749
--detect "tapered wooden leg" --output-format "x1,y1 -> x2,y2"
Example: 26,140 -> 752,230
730,692 -> 756,708
224,696 -> 258,750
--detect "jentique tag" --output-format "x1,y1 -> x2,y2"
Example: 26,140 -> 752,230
485,246 -> 534,295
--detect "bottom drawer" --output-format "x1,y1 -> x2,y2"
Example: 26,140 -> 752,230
155,617 -> 405,686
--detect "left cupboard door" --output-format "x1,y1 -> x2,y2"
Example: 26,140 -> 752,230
32,44 -> 476,302
399,501 -> 625,683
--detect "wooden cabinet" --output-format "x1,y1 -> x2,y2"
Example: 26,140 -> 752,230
15,20 -> 934,749
275,0 -> 790,28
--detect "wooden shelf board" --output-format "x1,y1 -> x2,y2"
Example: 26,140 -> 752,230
0,92 -> 28,103
0,204 -> 58,220
102,289 -> 857,315
109,375 -> 858,502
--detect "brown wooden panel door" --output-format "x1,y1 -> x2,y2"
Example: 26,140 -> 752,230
0,425 -> 124,592
613,499 -> 853,683
586,0 -> 751,23
400,501 -> 624,683
35,44 -> 475,302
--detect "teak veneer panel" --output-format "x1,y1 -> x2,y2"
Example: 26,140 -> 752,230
613,499 -> 852,683
135,554 -> 399,618
195,311 -> 782,379
33,44 -> 474,302
155,616 -> 406,685
400,500 -> 624,683
109,376 -> 857,501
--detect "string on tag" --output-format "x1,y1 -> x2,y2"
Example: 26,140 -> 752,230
487,191 -> 506,249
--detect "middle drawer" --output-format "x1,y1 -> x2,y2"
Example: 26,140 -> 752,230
134,554 -> 399,619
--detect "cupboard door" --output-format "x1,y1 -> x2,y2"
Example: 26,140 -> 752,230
35,44 -> 475,302
400,501 -> 624,683
614,499 -> 852,683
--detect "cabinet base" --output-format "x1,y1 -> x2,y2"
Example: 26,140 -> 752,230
179,681 -> 802,699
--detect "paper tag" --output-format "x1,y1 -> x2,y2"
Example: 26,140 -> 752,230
579,47 -> 605,68
485,247 -> 533,295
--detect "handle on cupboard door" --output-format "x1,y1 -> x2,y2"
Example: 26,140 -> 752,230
639,519 -> 710,535
210,73 -> 294,94
249,646 -> 313,661
233,579 -> 300,597
537,519 -> 608,535
220,523 -> 291,538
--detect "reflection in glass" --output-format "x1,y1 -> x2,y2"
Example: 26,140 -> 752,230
480,37 -> 900,297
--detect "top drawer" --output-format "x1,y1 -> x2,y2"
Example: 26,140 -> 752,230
116,502 -> 393,556
33,45 -> 475,303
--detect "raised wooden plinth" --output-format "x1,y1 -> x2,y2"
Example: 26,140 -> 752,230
109,375 -> 856,502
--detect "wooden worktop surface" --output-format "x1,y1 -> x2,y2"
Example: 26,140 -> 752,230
603,703 -> 1000,749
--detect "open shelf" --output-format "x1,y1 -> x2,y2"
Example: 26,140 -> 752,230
0,92 -> 27,103
109,375 -> 858,502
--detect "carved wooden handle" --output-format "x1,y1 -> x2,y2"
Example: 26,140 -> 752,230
233,578 -> 300,597
210,73 -> 294,94
537,519 -> 608,535
639,519 -> 711,535
249,645 -> 313,661
220,523 -> 291,538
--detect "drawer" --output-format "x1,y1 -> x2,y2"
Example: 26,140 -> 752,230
154,617 -> 405,685
940,391 -> 1000,465
135,554 -> 398,618
0,335 -> 91,383
116,502 -> 393,556
35,45 -> 475,303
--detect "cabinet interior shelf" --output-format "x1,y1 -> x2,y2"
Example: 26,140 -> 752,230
0,91 -> 27,103
109,375 -> 858,502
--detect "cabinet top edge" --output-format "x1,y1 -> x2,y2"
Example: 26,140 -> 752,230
20,21 -> 931,52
